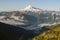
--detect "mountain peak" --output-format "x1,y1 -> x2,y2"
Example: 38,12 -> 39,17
20,5 -> 34,11
20,5 -> 42,12
26,5 -> 33,9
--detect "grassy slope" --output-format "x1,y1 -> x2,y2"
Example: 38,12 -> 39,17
31,24 -> 60,40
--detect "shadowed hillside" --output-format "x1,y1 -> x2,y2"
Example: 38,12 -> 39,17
0,22 -> 37,40
0,22 -> 49,40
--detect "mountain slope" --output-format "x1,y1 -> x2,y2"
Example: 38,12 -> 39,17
31,24 -> 60,40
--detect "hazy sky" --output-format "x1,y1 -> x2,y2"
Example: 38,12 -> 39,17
0,0 -> 60,11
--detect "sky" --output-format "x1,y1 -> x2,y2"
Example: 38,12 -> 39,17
0,0 -> 60,11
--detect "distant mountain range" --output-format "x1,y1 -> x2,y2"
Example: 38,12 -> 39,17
0,5 -> 60,25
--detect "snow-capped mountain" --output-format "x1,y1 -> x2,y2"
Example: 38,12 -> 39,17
20,5 -> 42,12
0,5 -> 60,34
0,5 -> 60,27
